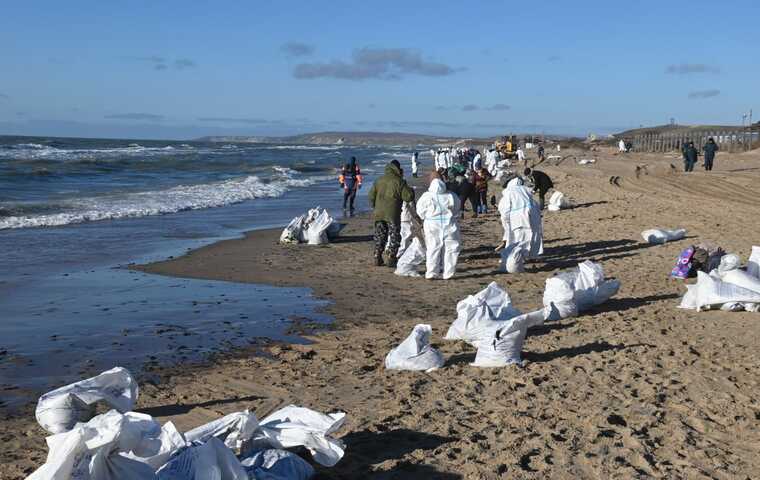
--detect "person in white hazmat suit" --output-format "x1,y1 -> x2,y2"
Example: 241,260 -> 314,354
416,176 -> 462,279
497,176 -> 543,258
618,139 -> 626,152
411,151 -> 419,177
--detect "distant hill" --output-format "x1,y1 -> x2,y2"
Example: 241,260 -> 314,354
196,131 -> 471,146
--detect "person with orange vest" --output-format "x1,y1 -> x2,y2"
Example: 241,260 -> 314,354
339,156 -> 362,212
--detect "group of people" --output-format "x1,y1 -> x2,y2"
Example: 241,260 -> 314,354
366,156 -> 548,281
682,138 -> 719,172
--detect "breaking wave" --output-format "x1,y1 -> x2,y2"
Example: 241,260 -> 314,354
0,174 -> 324,230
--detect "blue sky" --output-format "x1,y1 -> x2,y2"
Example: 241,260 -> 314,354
1,0 -> 757,139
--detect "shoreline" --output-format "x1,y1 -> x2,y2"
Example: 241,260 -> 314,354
5,148 -> 760,478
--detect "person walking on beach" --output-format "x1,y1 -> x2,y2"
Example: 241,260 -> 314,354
411,151 -> 419,177
339,157 -> 362,212
368,160 -> 414,267
473,166 -> 492,214
516,147 -> 526,166
524,167 -> 553,210
684,142 -> 698,172
703,138 -> 719,171
416,172 -> 462,280
497,174 -> 543,258
537,144 -> 545,163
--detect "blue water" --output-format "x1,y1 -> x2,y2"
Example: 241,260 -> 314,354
0,135 -> 422,409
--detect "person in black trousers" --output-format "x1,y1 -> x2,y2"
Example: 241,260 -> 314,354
703,138 -> 719,171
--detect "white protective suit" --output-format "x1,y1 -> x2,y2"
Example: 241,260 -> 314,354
434,151 -> 446,171
618,139 -> 626,152
498,178 -> 543,258
411,153 -> 418,176
516,148 -> 525,164
416,179 -> 462,279
472,153 -> 482,171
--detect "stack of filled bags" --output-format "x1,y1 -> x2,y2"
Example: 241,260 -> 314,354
29,367 -> 347,480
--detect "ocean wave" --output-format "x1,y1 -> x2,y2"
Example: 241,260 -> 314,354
0,174 -> 324,230
0,144 -> 202,162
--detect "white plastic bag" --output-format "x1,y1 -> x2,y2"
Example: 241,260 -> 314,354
747,246 -> 760,279
304,209 -> 333,245
543,277 -> 578,320
279,215 -> 305,244
249,406 -> 346,467
36,367 -> 139,434
716,254 -> 741,275
184,410 -> 259,451
641,228 -> 686,245
721,269 -> 760,294
395,237 -> 425,277
543,261 -> 619,314
498,242 -> 527,273
241,449 -> 315,480
29,410 -> 180,480
547,191 -> 570,212
694,271 -> 760,311
444,282 -> 522,347
157,437 -> 248,480
384,324 -> 444,372
471,308 -> 547,367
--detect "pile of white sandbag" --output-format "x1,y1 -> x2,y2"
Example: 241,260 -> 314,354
280,207 -> 337,245
395,237 -> 426,277
679,246 -> 760,313
444,282 -> 551,367
542,260 -> 621,321
547,191 -> 571,212
384,324 -> 444,371
641,228 -> 686,245
29,367 -> 346,480
498,242 -> 527,274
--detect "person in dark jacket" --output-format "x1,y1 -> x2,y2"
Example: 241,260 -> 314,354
446,172 -> 477,219
681,141 -> 690,166
339,157 -> 362,212
368,160 -> 414,267
684,142 -> 698,172
524,168 -> 553,210
703,138 -> 719,171
473,167 -> 492,214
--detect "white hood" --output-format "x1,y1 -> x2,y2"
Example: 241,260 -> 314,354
428,178 -> 447,194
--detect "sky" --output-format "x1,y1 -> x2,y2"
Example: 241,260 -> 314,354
1,0 -> 758,140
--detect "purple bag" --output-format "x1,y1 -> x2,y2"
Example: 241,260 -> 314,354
670,246 -> 695,279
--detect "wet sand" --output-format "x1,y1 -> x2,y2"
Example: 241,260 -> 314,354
4,146 -> 760,479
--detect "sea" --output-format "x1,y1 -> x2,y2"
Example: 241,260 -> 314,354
0,135 -> 422,410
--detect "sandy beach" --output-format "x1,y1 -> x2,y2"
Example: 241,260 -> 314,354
4,146 -> 760,479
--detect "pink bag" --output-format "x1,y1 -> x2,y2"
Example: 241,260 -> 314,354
671,246 -> 695,279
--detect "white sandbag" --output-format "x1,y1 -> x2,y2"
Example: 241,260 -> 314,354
249,405 -> 346,467
471,308 -> 547,367
36,367 -> 139,434
747,246 -> 760,279
157,437 -> 248,480
544,261 -> 619,314
28,410 -> 179,480
304,209 -> 333,245
395,237 -> 425,277
444,282 -> 522,347
547,191 -> 570,212
241,449 -> 315,480
641,228 -> 686,245
279,215 -> 305,244
578,158 -> 596,165
716,253 -> 741,275
184,410 -> 259,451
543,277 -> 578,320
498,242 -> 527,273
694,271 -> 760,311
678,284 -> 699,310
576,279 -> 621,312
384,324 -> 444,372
721,269 -> 760,294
